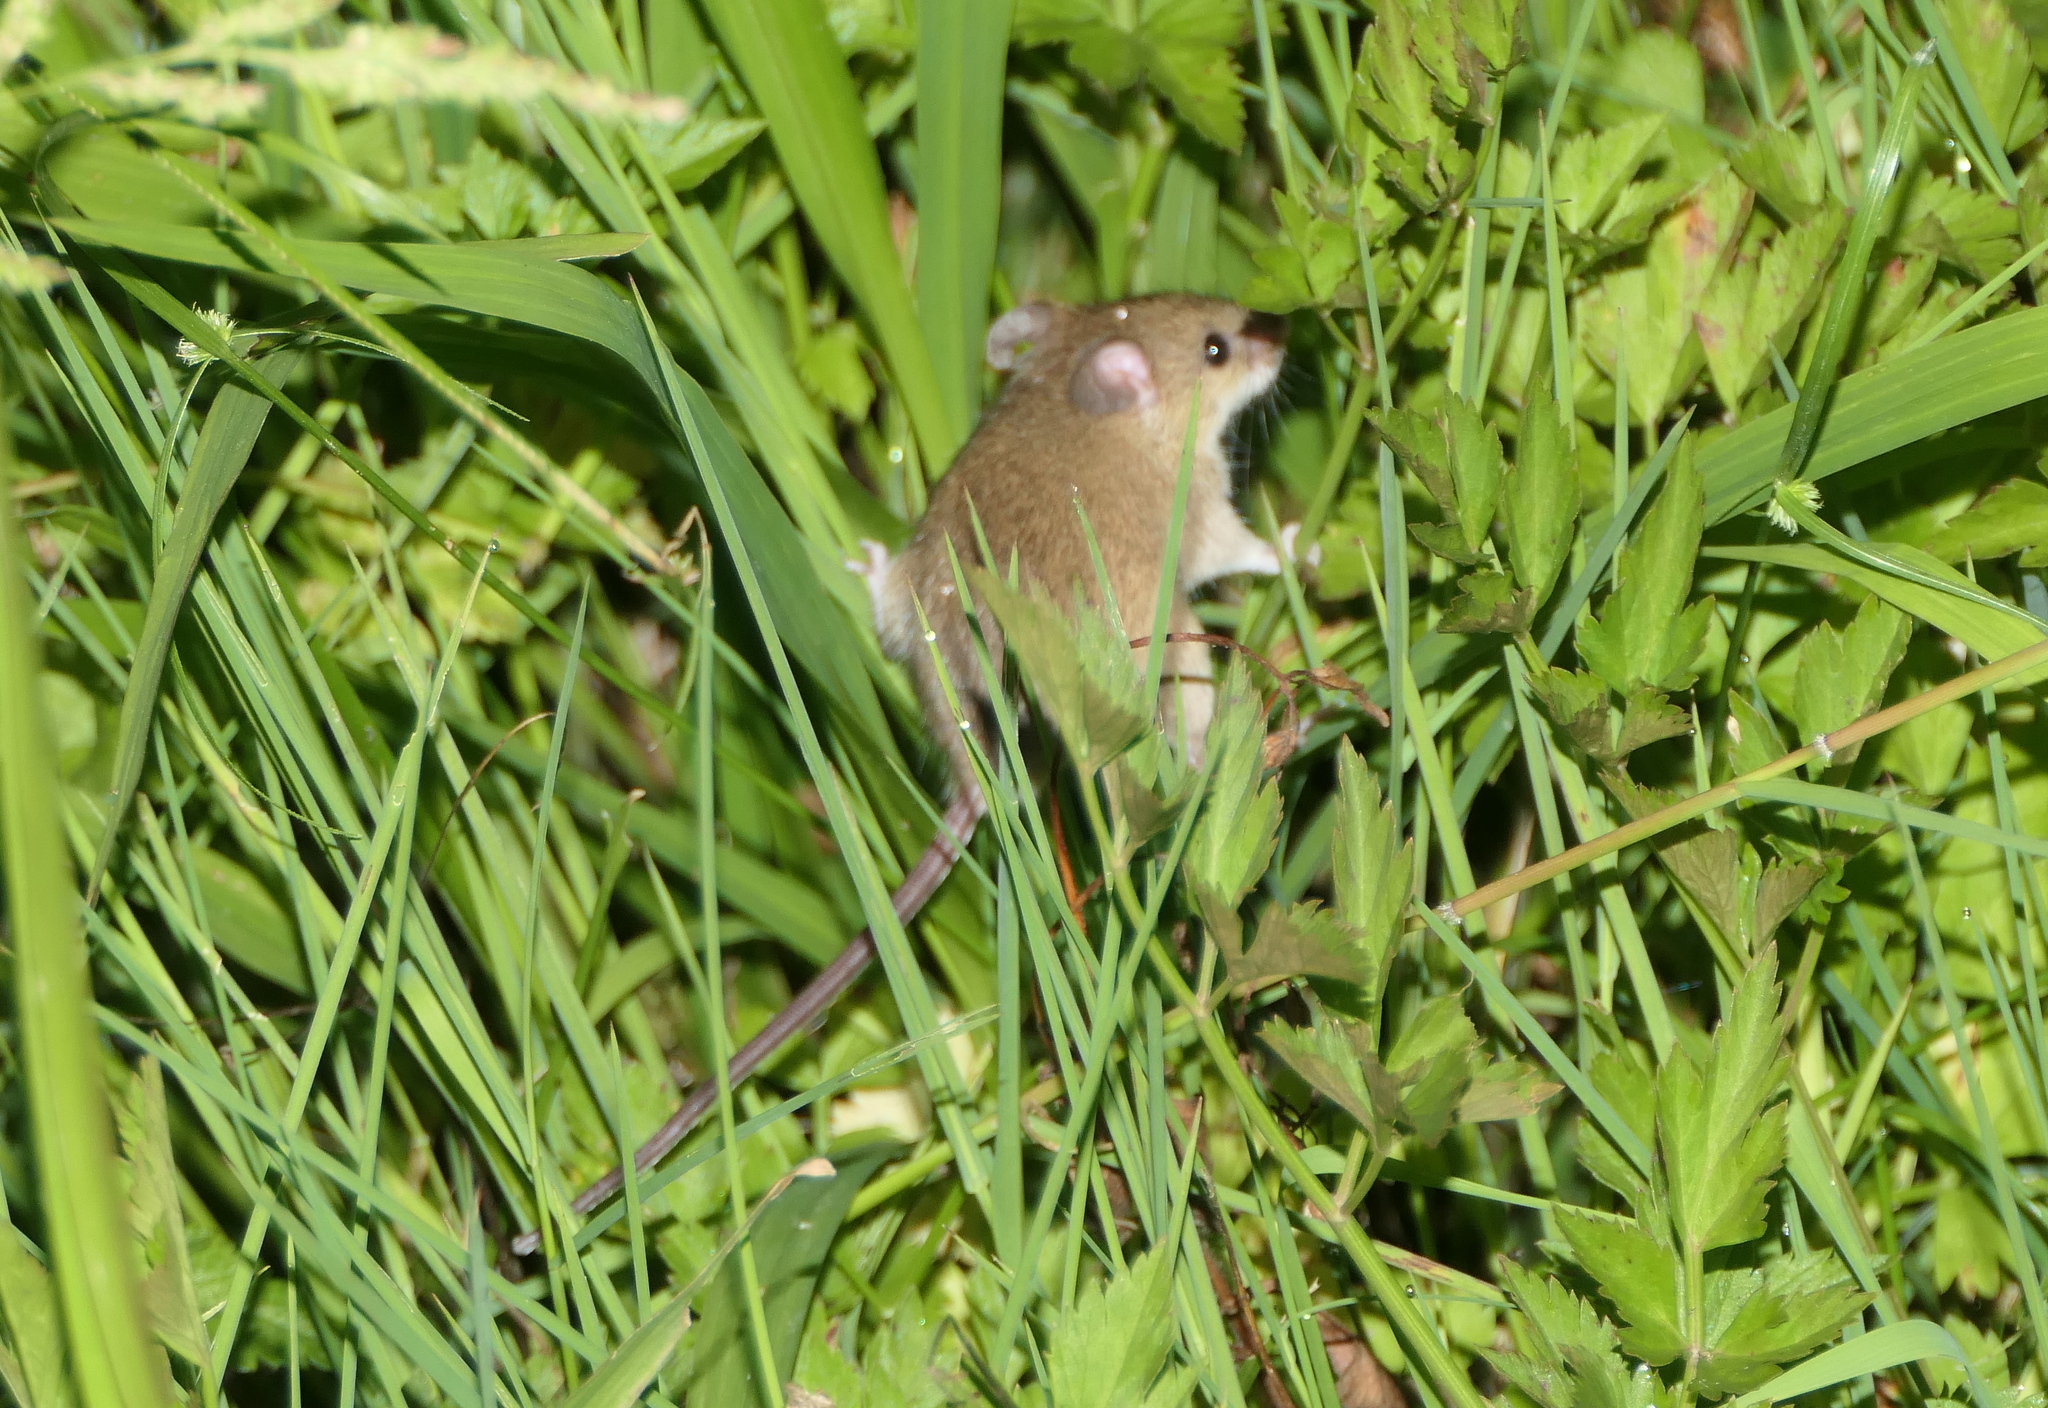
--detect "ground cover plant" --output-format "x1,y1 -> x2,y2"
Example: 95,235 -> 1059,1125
3,0 -> 2048,1404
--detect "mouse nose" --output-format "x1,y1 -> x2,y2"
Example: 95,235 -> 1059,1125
1240,311 -> 1287,345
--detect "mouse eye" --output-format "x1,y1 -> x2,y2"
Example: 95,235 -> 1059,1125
1204,332 -> 1230,366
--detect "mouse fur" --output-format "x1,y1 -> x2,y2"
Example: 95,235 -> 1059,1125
869,293 -> 1289,797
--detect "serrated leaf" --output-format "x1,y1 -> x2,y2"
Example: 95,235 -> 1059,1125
1577,439 -> 1709,693
1694,1254 -> 1873,1396
1580,171 -> 1750,424
1015,0 -> 1253,149
1455,0 -> 1524,73
1376,406 -> 1456,508
1919,478 -> 2048,562
1224,900 -> 1378,994
1900,177 -> 2021,281
1611,686 -> 1695,759
1046,1247 -> 1185,1408
1410,520 -> 1485,564
1504,387 -> 1579,606
1724,692 -> 1787,776
1731,127 -> 1826,224
1697,209 -> 1845,405
1550,117 -> 1663,237
1458,1058 -> 1564,1123
1329,740 -> 1410,1027
1444,395 -> 1505,555
1943,0 -> 2048,153
1556,1210 -> 1685,1365
1260,1016 -> 1402,1148
1441,568 -> 1535,634
1790,595 -> 1910,767
1528,665 -> 1609,749
1489,1262 -> 1632,1408
1660,946 -> 1790,1255
1382,993 -> 1481,1146
1183,668 -> 1281,951
1243,189 -> 1361,311
974,569 -> 1151,774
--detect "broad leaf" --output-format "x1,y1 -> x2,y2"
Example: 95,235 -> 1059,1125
1556,1209 -> 1685,1365
1045,1248 -> 1188,1408
1659,947 -> 1790,1255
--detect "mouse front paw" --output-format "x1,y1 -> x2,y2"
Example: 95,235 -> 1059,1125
846,538 -> 892,580
847,539 -> 896,630
1278,522 -> 1323,569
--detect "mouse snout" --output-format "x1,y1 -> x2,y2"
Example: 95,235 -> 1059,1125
1240,311 -> 1288,345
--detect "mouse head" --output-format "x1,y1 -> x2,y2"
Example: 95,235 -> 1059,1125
986,295 -> 1286,430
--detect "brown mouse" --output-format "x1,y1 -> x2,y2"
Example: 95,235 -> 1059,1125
873,293 -> 1291,794
527,295 -> 1287,1251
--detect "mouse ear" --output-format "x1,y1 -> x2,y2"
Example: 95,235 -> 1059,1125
1069,338 -> 1157,415
986,303 -> 1055,370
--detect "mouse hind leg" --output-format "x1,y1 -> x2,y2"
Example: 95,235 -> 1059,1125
1156,599 -> 1218,767
911,609 -> 1001,804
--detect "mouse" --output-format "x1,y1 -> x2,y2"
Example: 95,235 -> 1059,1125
527,295 -> 1287,1251
875,293 -> 1291,789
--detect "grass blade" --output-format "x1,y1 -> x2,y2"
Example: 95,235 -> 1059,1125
1,426 -> 166,1407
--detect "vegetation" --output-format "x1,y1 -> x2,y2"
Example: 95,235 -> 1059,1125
3,0 -> 2048,1405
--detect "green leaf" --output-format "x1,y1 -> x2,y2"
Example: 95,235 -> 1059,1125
1487,1261 -> 1632,1408
1702,541 -> 2048,688
1933,1184 -> 2011,1298
1732,127 -> 1828,225
1555,1209 -> 1685,1365
974,570 -> 1151,775
699,0 -> 961,462
1503,387 -> 1579,607
640,114 -> 768,191
1550,117 -> 1664,239
690,1144 -> 901,1401
1659,946 -> 1790,1255
1577,439 -> 1711,693
1725,692 -> 1788,777
1730,1318 -> 2003,1408
1918,477 -> 2048,563
1941,0 -> 2048,153
1699,307 -> 2048,524
1183,668 -> 1281,951
1354,0 -> 1479,210
915,0 -> 1010,433
1457,1058 -> 1564,1124
1223,900 -> 1379,995
1580,171 -> 1751,425
1899,176 -> 2021,281
1444,395 -> 1505,557
0,1211 -> 72,1408
1045,1247 -> 1187,1408
1694,1253 -> 1873,1396
1328,739 -> 1412,1030
1789,595 -> 1911,767
0,391 -> 170,1408
1696,209 -> 1845,406
796,321 -> 877,421
1015,0 -> 1253,149
85,349 -> 296,901
117,1062 -> 210,1375
1440,568 -> 1535,635
1260,1015 -> 1401,1148
190,848 -> 308,996
1242,189 -> 1361,311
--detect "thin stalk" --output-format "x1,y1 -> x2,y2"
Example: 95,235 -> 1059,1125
1448,634 -> 2048,919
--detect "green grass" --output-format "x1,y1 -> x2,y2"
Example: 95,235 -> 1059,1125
4,1 -> 2048,1406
